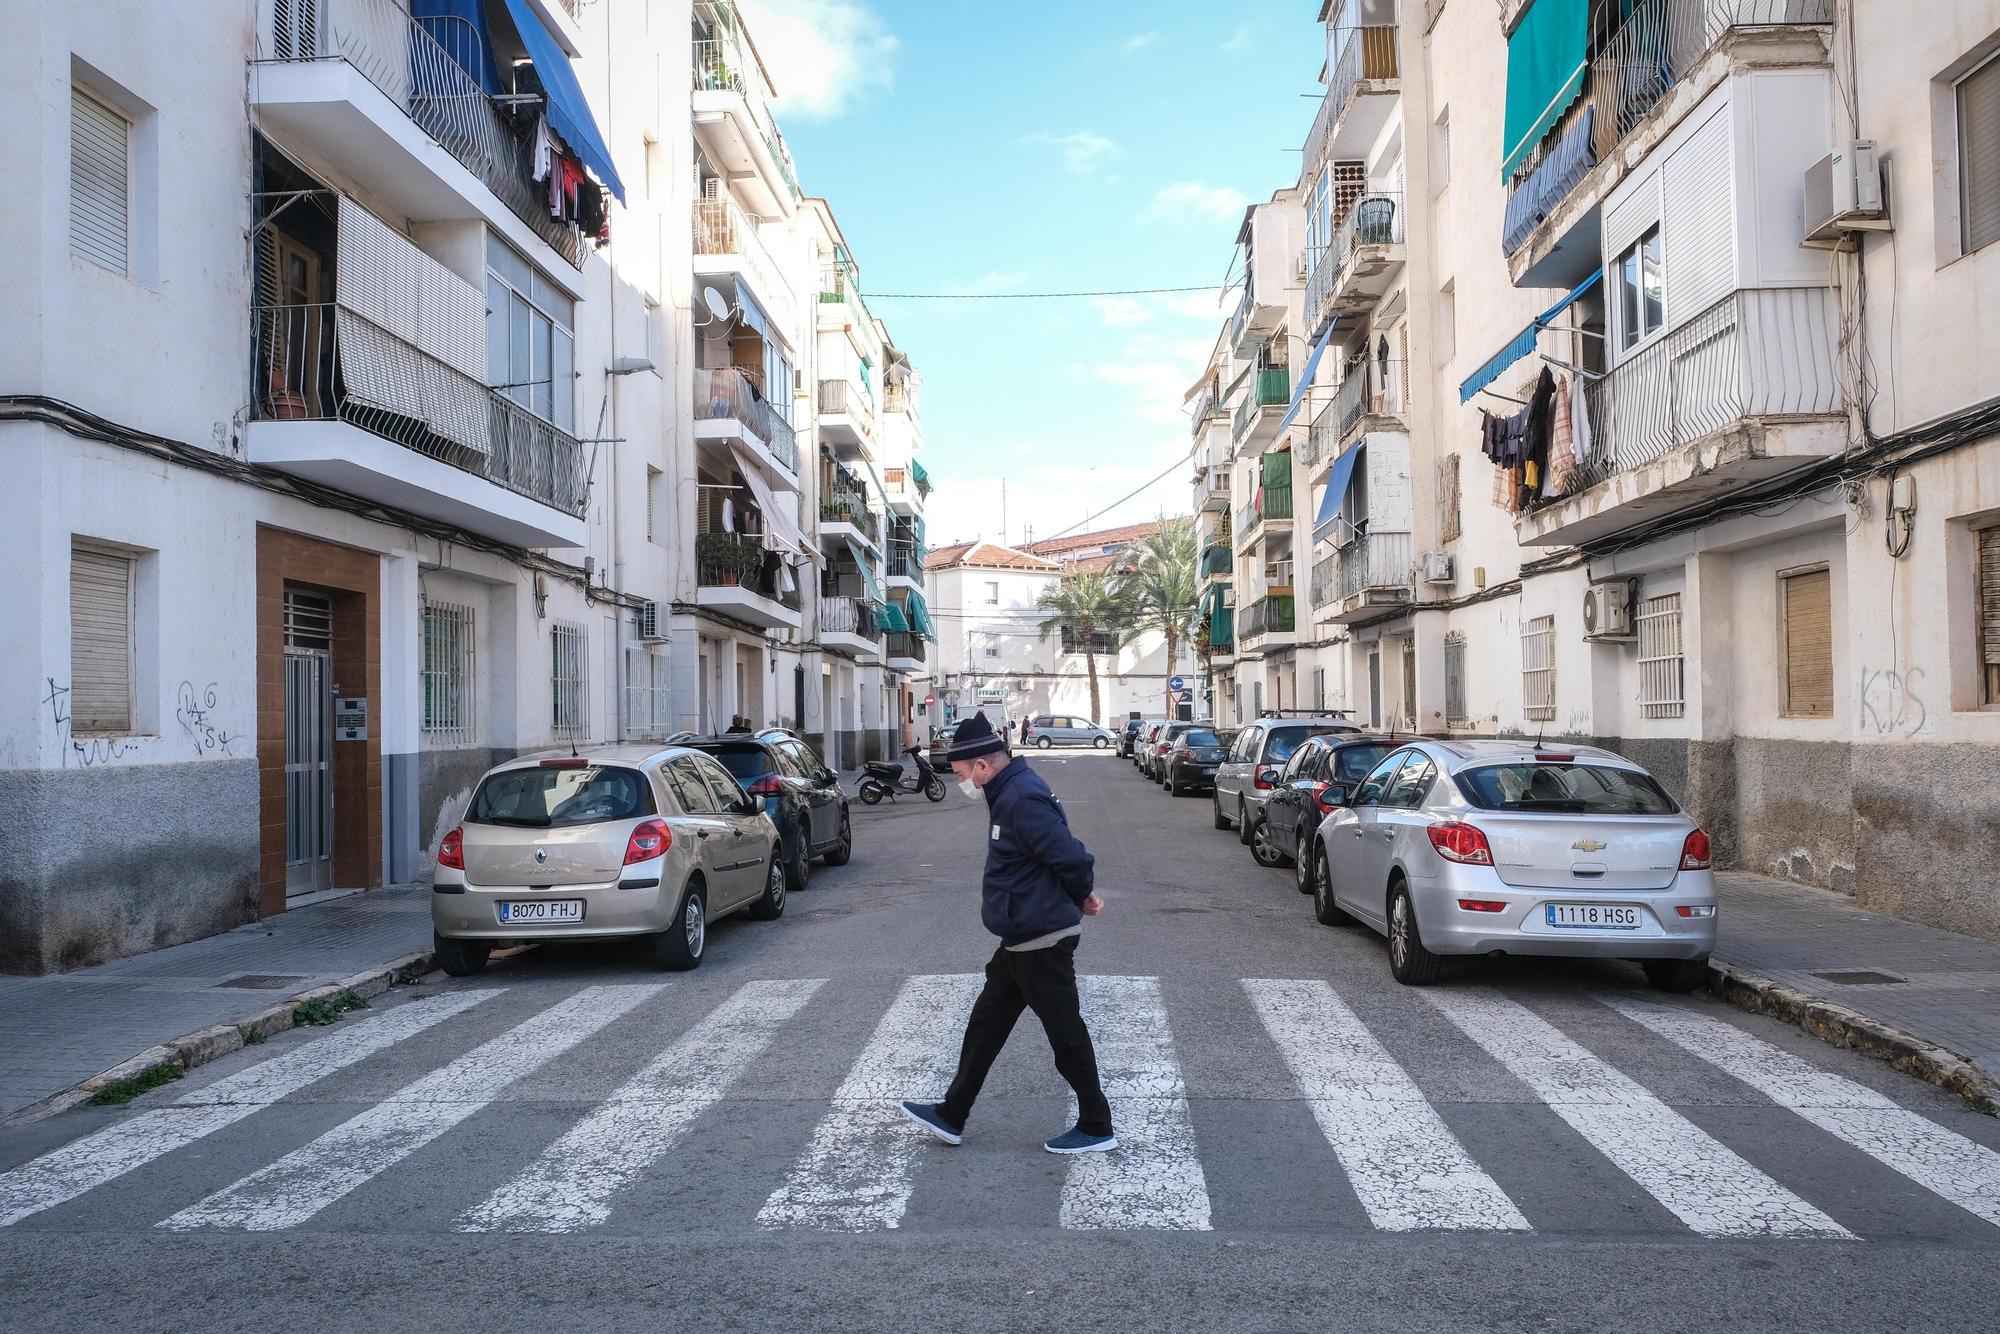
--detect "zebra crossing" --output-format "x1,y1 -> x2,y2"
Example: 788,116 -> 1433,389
3,972 -> 1998,1242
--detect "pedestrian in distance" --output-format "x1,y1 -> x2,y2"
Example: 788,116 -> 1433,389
901,712 -> 1117,1155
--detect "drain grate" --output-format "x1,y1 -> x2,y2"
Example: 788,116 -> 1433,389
216,973 -> 308,990
1812,969 -> 1907,986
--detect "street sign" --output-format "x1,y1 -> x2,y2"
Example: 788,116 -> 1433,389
1168,675 -> 1186,691
924,693 -> 935,704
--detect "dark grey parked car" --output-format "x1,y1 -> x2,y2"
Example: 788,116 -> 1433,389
1162,726 -> 1230,796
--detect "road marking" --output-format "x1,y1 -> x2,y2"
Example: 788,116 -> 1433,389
1608,998 -> 2000,1230
459,979 -> 824,1233
0,990 -> 499,1229
758,974 -> 983,1231
1242,979 -> 1529,1232
1419,988 -> 1852,1239
159,984 -> 660,1232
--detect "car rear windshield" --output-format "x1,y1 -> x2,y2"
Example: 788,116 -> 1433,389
1183,730 -> 1220,747
466,765 -> 657,828
1455,763 -> 1679,815
1264,725 -> 1338,765
1331,744 -> 1393,781
699,745 -> 775,784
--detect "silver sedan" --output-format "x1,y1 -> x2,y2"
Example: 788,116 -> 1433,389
1309,740 -> 1717,991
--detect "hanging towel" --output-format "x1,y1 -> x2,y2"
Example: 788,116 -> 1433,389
1570,371 -> 1593,467
721,497 -> 735,533
1547,373 -> 1577,496
531,117 -> 555,183
1492,457 -> 1513,508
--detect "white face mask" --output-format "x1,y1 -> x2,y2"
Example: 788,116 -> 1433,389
957,775 -> 980,799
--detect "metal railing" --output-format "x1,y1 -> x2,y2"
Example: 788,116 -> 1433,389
1237,497 -> 1262,542
883,381 -> 911,414
818,262 -> 874,330
1196,465 -> 1231,509
819,484 -> 870,526
1262,481 -> 1295,522
1303,23 -> 1401,172
1338,530 -> 1414,600
1241,594 -> 1297,640
694,365 -> 799,473
695,531 -> 799,609
1317,355 -> 1407,454
886,547 -> 921,580
820,594 -> 882,640
1189,385 -> 1217,436
253,303 -> 587,518
691,36 -> 800,200
693,195 -> 798,336
1227,284 -> 1256,350
1307,191 -> 1404,323
259,0 -> 582,267
1310,550 -> 1340,607
818,379 -> 876,433
1231,366 -> 1291,441
1569,287 -> 1840,493
886,632 -> 927,663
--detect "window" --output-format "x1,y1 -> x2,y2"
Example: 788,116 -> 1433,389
1959,51 -> 2000,255
1312,667 -> 1326,711
1432,107 -> 1451,195
1780,567 -> 1834,717
693,754 -> 751,811
70,85 -> 129,275
984,643 -> 1000,659
1437,280 -> 1457,366
1615,226 -> 1665,350
1636,593 -> 1685,719
69,543 -> 134,734
983,580 -> 1000,605
646,466 -> 662,543
1521,614 -> 1556,721
466,764 -> 655,828
666,757 -> 717,813
1352,751 -> 1408,808
1456,763 -> 1678,815
551,622 -> 589,739
1979,525 -> 2000,706
421,602 -> 475,743
1444,632 -> 1468,728
1437,454 -> 1462,545
1281,741 -> 1319,782
486,238 -> 575,429
1382,755 -> 1437,809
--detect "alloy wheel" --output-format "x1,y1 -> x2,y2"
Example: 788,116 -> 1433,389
768,859 -> 785,912
1389,895 -> 1409,969
686,894 -> 707,957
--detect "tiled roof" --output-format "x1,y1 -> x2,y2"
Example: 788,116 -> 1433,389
923,541 -> 975,570
927,541 -> 1061,572
1023,519 -> 1186,563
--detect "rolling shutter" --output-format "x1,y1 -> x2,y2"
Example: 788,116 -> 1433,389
70,86 -> 129,274
70,546 -> 133,733
1979,526 -> 2000,670
1781,567 -> 1834,718
1961,53 -> 2000,255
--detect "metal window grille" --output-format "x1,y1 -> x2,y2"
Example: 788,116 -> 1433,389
1312,667 -> 1326,711
551,622 -> 589,740
421,601 -> 476,742
1521,614 -> 1556,721
1636,593 -> 1685,719
1444,632 -> 1468,728
1401,640 -> 1417,729
1439,454 -> 1462,543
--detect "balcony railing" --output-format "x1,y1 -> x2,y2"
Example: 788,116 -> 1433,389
819,262 -> 874,329
1200,542 -> 1232,578
820,485 -> 871,527
820,593 -> 882,641
1262,481 -> 1295,522
819,379 -> 876,433
1569,287 -> 1840,494
252,303 -> 587,517
886,547 -> 922,580
1189,386 -> 1217,436
696,531 -> 799,609
1303,23 -> 1400,171
1231,366 -> 1291,441
692,36 -> 801,201
1227,284 -> 1256,350
260,0 -> 583,267
694,365 -> 799,473
1242,594 -> 1297,640
1307,192 -> 1404,325
1338,530 -> 1413,600
694,195 -> 798,336
1307,356 -> 1408,466
1311,550 -> 1339,607
1196,465 -> 1231,509
886,632 -> 927,664
1237,497 -> 1262,541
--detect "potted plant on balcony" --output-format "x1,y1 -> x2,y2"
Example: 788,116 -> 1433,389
698,532 -> 747,587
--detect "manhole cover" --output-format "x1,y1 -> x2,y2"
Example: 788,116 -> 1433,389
1811,969 -> 1907,986
217,973 -> 308,990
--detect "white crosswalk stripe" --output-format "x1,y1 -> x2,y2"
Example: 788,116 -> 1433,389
459,979 -> 824,1233
1061,975 -> 1210,1230
159,984 -> 662,1232
757,974 -> 984,1231
0,990 -> 500,1229
1419,988 -> 1853,1239
1243,978 -> 1530,1232
1607,998 -> 2000,1230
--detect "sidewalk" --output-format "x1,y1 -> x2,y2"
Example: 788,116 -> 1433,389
1713,871 -> 2000,1097
0,882 -> 433,1121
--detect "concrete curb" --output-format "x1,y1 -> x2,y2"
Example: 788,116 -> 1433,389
3,949 -> 438,1126
1706,958 -> 2000,1112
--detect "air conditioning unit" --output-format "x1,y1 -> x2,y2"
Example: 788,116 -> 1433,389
1294,251 -> 1309,281
1803,140 -> 1887,245
637,601 -> 666,642
1422,550 -> 1454,584
1582,582 -> 1636,642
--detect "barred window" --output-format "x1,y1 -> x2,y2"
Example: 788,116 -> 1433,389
624,645 -> 671,737
1059,626 -> 1119,655
551,622 -> 589,739
1438,454 -> 1462,543
421,602 -> 475,742
1636,593 -> 1685,719
1444,631 -> 1468,728
1521,614 -> 1555,721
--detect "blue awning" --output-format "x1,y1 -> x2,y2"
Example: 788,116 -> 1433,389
1277,324 -> 1336,432
498,0 -> 627,202
1458,269 -> 1602,404
412,1 -> 503,93
1313,444 -> 1365,544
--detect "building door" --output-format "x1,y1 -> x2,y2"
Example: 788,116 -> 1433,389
1367,645 -> 1382,729
1401,639 -> 1417,729
283,588 -> 335,898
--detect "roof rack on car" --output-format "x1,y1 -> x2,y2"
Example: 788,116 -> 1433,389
664,730 -> 698,744
1256,708 -> 1355,718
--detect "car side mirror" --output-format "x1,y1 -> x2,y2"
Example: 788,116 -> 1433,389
1323,783 -> 1351,807
1257,766 -> 1280,786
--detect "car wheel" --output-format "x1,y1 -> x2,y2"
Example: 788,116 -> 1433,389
1237,800 -> 1254,846
1037,736 -> 1053,749
434,932 -> 490,977
1168,770 -> 1184,797
1643,957 -> 1708,993
820,810 -> 853,866
1093,736 -> 1108,749
1295,832 -> 1315,894
1249,816 -> 1290,868
748,856 -> 787,921
1212,791 -> 1231,831
1387,880 -> 1441,986
784,820 -> 812,891
1313,847 -> 1357,926
652,882 -> 707,971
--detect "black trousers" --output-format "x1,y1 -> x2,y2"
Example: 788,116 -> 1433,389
938,936 -> 1113,1136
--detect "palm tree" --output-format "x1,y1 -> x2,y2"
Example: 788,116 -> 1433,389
1036,573 -> 1128,726
1116,517 -> 1200,716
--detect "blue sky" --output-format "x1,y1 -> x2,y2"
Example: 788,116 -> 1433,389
752,0 -> 1320,548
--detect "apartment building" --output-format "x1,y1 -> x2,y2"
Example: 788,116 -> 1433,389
0,0 -> 931,973
1188,0 -> 2000,939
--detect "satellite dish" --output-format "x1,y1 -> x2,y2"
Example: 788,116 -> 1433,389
702,287 -> 731,322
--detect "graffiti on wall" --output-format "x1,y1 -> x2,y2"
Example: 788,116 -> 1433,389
42,678 -> 242,766
175,681 -> 240,759
43,679 -> 140,767
1857,666 -> 1930,738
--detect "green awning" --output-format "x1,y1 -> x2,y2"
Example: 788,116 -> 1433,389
906,588 -> 937,640
910,458 -> 931,493
845,537 -> 884,602
1208,603 -> 1234,648
876,601 -> 910,632
1260,449 -> 1291,487
1501,0 -> 1589,182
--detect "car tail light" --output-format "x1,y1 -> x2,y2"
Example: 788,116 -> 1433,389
747,775 -> 785,798
1313,784 -> 1339,813
1157,743 -> 1170,754
1679,828 -> 1712,870
437,827 -> 465,870
540,756 -> 589,768
624,818 -> 671,864
1675,904 -> 1717,919
1427,821 -> 1493,865
1456,899 -> 1508,913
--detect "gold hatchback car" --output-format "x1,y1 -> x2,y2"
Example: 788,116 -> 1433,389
431,745 -> 786,975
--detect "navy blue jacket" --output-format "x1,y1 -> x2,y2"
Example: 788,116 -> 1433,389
979,757 -> 1094,945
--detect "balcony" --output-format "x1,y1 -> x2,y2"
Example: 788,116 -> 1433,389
818,261 -> 876,342
1302,23 -> 1400,172
1304,358 -> 1406,481
885,632 -> 928,673
693,195 -> 799,350
1307,192 -> 1406,332
252,0 -> 586,278
1228,281 -> 1284,359
1200,542 -> 1232,581
818,378 -> 876,459
692,34 -> 801,220
882,467 -> 922,516
885,546 -> 923,586
694,366 -> 801,491
1502,0 -> 1834,289
1235,482 -> 1294,552
1238,594 -> 1297,649
820,593 -> 884,660
1231,366 -> 1292,453
818,484 -> 881,553
248,303 -> 586,548
695,530 -> 803,629
1517,287 -> 1843,547
1195,464 -> 1232,515
1321,531 -> 1414,623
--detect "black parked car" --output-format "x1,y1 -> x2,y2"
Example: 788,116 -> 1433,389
1255,733 -> 1397,875
1142,720 -> 1207,781
1118,717 -> 1154,758
677,730 -> 852,890
1161,726 -> 1231,796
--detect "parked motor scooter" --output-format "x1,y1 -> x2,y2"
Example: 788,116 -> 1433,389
858,744 -> 947,804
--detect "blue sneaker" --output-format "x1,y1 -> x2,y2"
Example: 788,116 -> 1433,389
899,1101 -> 963,1146
1044,1126 -> 1118,1155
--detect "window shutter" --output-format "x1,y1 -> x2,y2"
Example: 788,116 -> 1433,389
1782,568 -> 1834,717
70,547 -> 133,733
70,86 -> 129,274
1961,54 -> 2000,255
1979,526 -> 2000,667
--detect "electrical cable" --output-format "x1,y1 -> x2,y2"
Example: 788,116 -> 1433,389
867,285 -> 1222,300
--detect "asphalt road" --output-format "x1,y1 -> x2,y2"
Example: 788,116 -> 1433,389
4,750 -> 1999,1334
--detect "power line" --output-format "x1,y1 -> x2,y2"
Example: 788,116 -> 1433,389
868,285 -> 1222,300
1041,457 -> 1193,541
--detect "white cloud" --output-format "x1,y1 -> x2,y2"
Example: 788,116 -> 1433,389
1222,24 -> 1253,53
1122,31 -> 1162,53
1089,290 -> 1233,330
1145,181 -> 1251,224
1023,130 -> 1121,176
751,0 -> 899,119
1090,297 -> 1155,327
